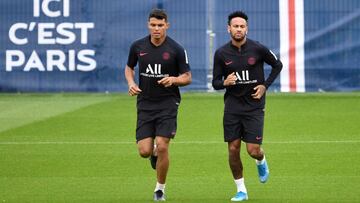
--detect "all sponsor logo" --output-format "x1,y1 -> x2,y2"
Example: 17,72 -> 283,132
146,64 -> 161,74
235,70 -> 249,81
235,70 -> 258,84
141,64 -> 169,78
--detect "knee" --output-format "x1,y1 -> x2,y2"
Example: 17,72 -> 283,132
247,147 -> 262,158
156,144 -> 168,155
138,148 -> 152,158
228,145 -> 240,156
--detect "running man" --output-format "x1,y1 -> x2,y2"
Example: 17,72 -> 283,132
212,11 -> 282,201
125,8 -> 191,201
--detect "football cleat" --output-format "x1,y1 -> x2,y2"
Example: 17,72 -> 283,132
231,191 -> 248,201
149,144 -> 157,170
153,190 -> 166,201
149,154 -> 158,170
257,159 -> 269,183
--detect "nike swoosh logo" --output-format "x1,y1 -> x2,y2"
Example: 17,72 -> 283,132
225,61 -> 233,66
256,136 -> 262,140
139,52 -> 148,56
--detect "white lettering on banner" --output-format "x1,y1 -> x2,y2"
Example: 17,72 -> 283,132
6,51 -> 25,71
75,23 -> 94,44
38,23 -> 56,44
9,23 -> 29,45
77,50 -> 96,71
57,23 -> 76,44
25,51 -> 45,71
47,50 -> 66,71
9,22 -> 94,45
34,0 -> 70,17
6,50 -> 96,72
68,49 -> 75,71
4,0 -> 97,72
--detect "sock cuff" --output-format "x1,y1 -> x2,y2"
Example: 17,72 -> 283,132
256,155 -> 266,165
155,182 -> 166,192
234,178 -> 244,184
234,178 -> 247,193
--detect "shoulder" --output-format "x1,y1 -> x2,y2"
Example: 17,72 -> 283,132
247,38 -> 268,51
215,42 -> 230,57
166,36 -> 186,52
130,36 -> 149,48
218,42 -> 230,51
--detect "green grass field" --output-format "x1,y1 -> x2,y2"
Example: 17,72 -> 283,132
1,93 -> 359,202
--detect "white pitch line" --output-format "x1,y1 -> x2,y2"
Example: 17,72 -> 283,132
0,141 -> 134,145
0,140 -> 360,145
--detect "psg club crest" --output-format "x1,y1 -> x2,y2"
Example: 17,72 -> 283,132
162,52 -> 170,60
248,57 -> 256,65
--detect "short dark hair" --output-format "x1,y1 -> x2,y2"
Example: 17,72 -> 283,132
149,8 -> 168,22
228,11 -> 248,25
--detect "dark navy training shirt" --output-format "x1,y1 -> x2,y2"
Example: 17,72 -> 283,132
212,39 -> 282,113
127,35 -> 190,110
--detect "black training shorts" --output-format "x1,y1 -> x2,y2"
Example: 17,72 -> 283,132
223,111 -> 264,144
136,108 -> 178,142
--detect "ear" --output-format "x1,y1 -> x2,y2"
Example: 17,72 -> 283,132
227,25 -> 230,33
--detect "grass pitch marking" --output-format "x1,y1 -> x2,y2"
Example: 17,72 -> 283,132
0,140 -> 359,145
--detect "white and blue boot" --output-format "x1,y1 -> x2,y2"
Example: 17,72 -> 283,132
231,191 -> 248,201
257,157 -> 269,183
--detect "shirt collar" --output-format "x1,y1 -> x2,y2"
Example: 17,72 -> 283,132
228,39 -> 248,51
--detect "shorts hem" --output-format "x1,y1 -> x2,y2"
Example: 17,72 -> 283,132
224,137 -> 240,143
156,134 -> 175,139
136,135 -> 154,142
224,137 -> 262,145
242,139 -> 262,145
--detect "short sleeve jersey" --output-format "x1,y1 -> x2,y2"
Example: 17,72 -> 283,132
212,39 -> 282,113
127,35 -> 190,110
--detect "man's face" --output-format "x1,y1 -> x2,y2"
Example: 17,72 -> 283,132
148,17 -> 169,40
228,17 -> 248,42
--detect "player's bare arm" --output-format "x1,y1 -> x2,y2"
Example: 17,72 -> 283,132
251,84 -> 266,99
125,65 -> 142,96
157,71 -> 192,87
223,72 -> 237,86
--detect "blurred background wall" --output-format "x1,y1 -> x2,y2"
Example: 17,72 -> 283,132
0,0 -> 359,92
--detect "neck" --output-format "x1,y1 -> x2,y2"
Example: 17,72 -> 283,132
151,36 -> 166,46
231,37 -> 246,48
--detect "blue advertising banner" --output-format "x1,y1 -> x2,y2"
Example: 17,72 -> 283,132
1,0 -> 359,92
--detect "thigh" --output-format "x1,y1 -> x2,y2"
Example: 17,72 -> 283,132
155,108 -> 178,138
241,114 -> 264,144
136,109 -> 157,142
223,112 -> 244,142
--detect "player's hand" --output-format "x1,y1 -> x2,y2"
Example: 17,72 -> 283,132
158,76 -> 177,87
128,83 -> 142,96
252,84 -> 266,99
224,72 -> 237,86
